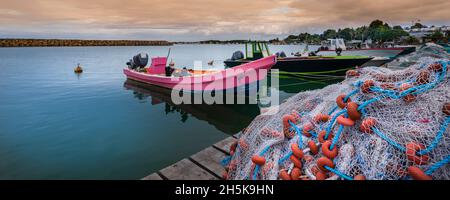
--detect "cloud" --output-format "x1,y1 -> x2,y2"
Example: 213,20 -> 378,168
0,0 -> 448,40
288,0 -> 450,27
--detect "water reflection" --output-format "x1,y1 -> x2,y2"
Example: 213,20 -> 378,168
123,79 -> 261,134
275,73 -> 344,94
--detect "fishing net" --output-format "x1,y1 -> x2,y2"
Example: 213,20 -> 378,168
224,44 -> 450,180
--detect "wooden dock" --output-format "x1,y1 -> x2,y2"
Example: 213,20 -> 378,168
142,134 -> 239,180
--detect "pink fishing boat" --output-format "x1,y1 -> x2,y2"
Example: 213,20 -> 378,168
123,55 -> 276,91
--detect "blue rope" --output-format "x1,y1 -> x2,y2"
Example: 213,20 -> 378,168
328,106 -> 338,115
308,130 -> 318,138
330,125 -> 344,150
324,166 -> 353,180
372,127 -> 406,152
278,151 -> 292,164
358,96 -> 382,111
325,109 -> 347,139
425,155 -> 450,175
344,88 -> 360,102
221,156 -> 232,167
418,116 -> 450,155
260,145 -> 271,156
253,165 -> 260,180
288,120 -> 303,149
356,61 -> 448,112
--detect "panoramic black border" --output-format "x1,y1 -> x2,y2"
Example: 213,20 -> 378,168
0,180 -> 446,198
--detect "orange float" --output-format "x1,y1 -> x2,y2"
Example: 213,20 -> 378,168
318,130 -> 334,143
284,127 -> 296,139
416,70 -> 430,85
347,102 -> 361,121
361,80 -> 375,93
353,174 -> 366,180
302,123 -> 314,137
406,142 -> 429,165
359,118 -> 376,134
380,83 -> 395,90
314,113 -> 330,123
230,141 -> 238,153
315,171 -> 328,180
291,111 -> 302,122
408,166 -> 432,180
346,70 -> 359,77
400,83 -> 416,103
291,143 -> 304,159
279,169 -> 291,180
336,94 -> 351,109
290,155 -> 302,169
238,139 -> 249,151
282,114 -> 297,129
251,155 -> 266,166
272,130 -> 282,138
443,103 -> 450,116
317,157 -> 335,172
311,165 -> 320,175
427,63 -> 443,72
291,167 -> 301,180
282,114 -> 297,139
222,171 -> 228,180
337,115 -> 355,126
321,141 -> 338,159
308,141 -> 319,155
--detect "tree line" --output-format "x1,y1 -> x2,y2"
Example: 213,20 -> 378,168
276,20 -> 449,45
0,39 -> 172,47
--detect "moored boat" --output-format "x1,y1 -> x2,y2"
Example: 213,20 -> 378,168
316,39 -> 414,58
224,41 -> 372,75
124,54 -> 276,92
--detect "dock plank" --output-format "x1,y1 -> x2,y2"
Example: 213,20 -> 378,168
159,158 -> 218,180
141,173 -> 163,180
190,147 -> 227,178
213,137 -> 236,154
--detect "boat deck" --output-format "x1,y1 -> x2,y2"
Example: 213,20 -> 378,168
141,134 -> 239,180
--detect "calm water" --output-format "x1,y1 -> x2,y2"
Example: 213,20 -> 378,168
0,44 -> 342,179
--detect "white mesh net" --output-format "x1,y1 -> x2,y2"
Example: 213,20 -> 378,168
224,44 -> 450,180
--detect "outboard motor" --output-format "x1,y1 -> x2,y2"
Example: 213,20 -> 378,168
126,53 -> 149,69
230,51 -> 244,60
276,51 -> 287,58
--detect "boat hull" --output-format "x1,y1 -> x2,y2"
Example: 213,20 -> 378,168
397,46 -> 416,55
317,48 -> 404,58
360,57 -> 393,67
124,55 -> 276,92
225,56 -> 372,75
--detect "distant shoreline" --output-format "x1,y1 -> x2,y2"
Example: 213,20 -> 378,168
0,38 -> 316,48
0,39 -> 172,47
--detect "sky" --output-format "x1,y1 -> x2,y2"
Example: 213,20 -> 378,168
0,0 -> 449,41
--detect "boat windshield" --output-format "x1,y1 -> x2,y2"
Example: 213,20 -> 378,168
328,38 -> 347,50
261,43 -> 270,57
245,42 -> 270,60
246,43 -> 253,59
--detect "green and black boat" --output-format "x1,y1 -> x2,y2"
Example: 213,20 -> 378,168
224,41 -> 373,75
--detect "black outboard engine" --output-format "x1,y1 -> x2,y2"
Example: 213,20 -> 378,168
230,51 -> 244,60
335,48 -> 342,56
126,53 -> 149,69
275,51 -> 287,58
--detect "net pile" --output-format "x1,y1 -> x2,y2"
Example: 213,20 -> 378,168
224,44 -> 450,180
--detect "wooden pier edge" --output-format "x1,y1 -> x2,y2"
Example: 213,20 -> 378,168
141,136 -> 238,180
